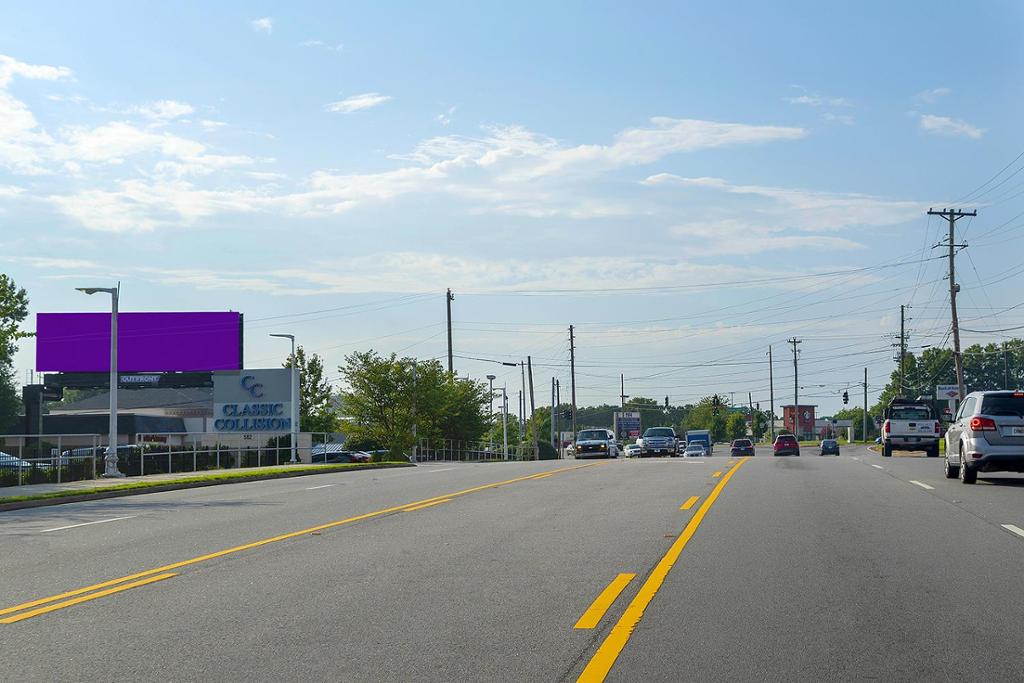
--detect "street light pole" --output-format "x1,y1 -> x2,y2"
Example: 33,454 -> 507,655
270,333 -> 299,463
486,374 -> 496,416
76,285 -> 123,478
502,386 -> 509,460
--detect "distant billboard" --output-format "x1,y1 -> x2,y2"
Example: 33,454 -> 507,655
36,312 -> 242,373
614,411 -> 642,440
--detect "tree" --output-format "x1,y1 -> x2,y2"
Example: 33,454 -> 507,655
832,407 -> 875,441
0,275 -> 29,431
284,346 -> 338,433
726,413 -> 748,441
339,350 -> 489,456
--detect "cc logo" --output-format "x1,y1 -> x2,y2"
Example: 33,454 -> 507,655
241,375 -> 264,399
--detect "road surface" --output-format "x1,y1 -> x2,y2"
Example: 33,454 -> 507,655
2,446 -> 1023,681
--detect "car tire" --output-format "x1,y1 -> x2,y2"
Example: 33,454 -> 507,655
944,455 -> 958,479
882,443 -> 892,457
926,445 -> 939,458
959,448 -> 976,484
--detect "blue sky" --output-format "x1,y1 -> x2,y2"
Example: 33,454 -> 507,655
2,1 -> 1023,416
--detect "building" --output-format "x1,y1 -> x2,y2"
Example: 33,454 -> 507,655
781,404 -> 817,439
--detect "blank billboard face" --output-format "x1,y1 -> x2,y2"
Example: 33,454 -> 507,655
36,312 -> 242,372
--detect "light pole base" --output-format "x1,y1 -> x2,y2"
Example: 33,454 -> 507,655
101,451 -> 124,478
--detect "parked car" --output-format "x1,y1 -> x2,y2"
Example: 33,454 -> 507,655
730,439 -> 755,457
574,429 -> 619,459
624,444 -> 641,458
881,397 -> 940,457
819,439 -> 840,456
637,427 -> 677,457
773,434 -> 800,456
682,443 -> 707,457
944,390 -> 1024,484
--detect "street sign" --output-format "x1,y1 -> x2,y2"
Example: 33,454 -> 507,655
936,384 -> 961,400
613,411 -> 642,440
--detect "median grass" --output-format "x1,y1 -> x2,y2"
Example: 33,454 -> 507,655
0,461 -> 413,506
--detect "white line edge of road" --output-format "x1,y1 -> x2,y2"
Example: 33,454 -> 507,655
40,515 -> 137,533
909,480 -> 936,490
1001,524 -> 1024,539
871,464 -> 884,470
305,484 -> 335,490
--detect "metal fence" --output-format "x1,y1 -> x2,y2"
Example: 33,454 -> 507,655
0,434 -> 102,488
0,432 -> 349,489
415,438 -> 539,462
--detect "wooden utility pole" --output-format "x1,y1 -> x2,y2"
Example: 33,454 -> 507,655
863,367 -> 869,443
527,356 -> 537,455
620,373 -> 627,408
768,345 -> 775,441
550,377 -> 556,451
789,338 -> 801,437
928,208 -> 976,402
445,288 -> 455,375
899,304 -> 907,395
569,325 -> 577,441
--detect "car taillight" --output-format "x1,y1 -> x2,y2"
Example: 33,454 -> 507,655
883,420 -> 890,434
970,416 -> 997,432
934,422 -> 940,434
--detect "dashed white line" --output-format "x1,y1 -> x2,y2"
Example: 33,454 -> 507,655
426,467 -> 456,473
851,456 -> 860,461
305,484 -> 335,490
1001,524 -> 1024,539
40,515 -> 137,533
871,464 -> 884,470
909,480 -> 935,490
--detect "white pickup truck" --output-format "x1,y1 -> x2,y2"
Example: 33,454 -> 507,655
881,397 -> 941,458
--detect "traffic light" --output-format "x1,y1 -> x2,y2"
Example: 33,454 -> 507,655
712,394 -> 721,416
563,409 -> 573,420
842,390 -> 849,405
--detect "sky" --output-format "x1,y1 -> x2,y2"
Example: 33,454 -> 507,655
2,0 -> 1023,419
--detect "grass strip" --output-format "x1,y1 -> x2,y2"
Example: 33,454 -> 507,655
0,462 -> 413,506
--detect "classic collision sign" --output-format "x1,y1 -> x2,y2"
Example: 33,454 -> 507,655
212,369 -> 292,433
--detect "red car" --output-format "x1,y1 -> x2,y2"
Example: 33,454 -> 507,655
773,434 -> 800,456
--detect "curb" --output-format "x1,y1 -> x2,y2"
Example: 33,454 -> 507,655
0,462 -> 415,512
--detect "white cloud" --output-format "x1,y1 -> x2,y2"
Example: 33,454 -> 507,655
55,122 -> 205,164
0,55 -> 72,174
301,39 -> 343,51
784,94 -> 851,107
435,106 -> 457,126
915,87 -> 952,104
200,119 -> 227,130
0,54 -> 72,88
251,17 -> 273,33
823,112 -> 855,125
132,100 -> 195,121
918,114 -> 983,139
324,93 -> 392,114
669,219 -> 864,255
643,174 -> 923,232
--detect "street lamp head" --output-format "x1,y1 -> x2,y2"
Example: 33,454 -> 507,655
76,287 -> 116,295
269,333 -> 295,341
486,374 -> 496,380
501,362 -> 517,367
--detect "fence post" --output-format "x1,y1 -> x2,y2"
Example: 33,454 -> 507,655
216,442 -> 221,469
168,442 -> 172,474
192,437 -> 197,472
258,445 -> 262,469
57,435 -> 62,484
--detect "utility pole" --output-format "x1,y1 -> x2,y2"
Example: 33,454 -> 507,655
863,367 -> 868,444
502,387 -> 509,460
569,325 -> 577,441
518,390 -> 524,441
551,377 -> 556,452
446,288 -> 455,375
1004,341 -> 1009,389
527,356 -> 537,456
768,345 -> 775,441
620,373 -> 627,408
928,208 -> 976,402
555,379 -> 561,456
789,338 -> 801,438
899,304 -> 907,395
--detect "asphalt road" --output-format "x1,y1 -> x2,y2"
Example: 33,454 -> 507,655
2,446 -> 1023,682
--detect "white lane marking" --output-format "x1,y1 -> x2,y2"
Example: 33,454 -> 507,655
1001,524 -> 1024,539
871,464 -> 884,470
909,480 -> 935,490
426,467 -> 456,473
851,456 -> 860,461
305,484 -> 335,490
40,515 -> 137,533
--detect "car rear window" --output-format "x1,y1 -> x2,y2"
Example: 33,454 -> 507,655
822,440 -> 837,446
733,440 -> 751,447
645,428 -> 675,437
889,406 -> 932,420
980,394 -> 1024,417
777,436 -> 797,443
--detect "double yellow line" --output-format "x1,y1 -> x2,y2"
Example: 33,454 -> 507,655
577,457 -> 750,682
1,462 -> 602,625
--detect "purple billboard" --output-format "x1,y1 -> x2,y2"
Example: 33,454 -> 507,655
36,312 -> 243,372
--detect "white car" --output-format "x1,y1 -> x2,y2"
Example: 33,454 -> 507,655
574,429 -> 620,459
624,444 -> 641,458
682,443 -> 707,458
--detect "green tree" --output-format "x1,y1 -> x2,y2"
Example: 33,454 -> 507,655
339,350 -> 488,456
832,407 -> 875,441
0,275 -> 29,431
284,346 -> 338,433
726,412 -> 747,441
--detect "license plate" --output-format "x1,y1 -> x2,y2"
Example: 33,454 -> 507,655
1008,426 -> 1024,437
907,425 -> 916,432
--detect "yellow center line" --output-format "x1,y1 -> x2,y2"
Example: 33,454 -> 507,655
0,462 -> 604,622
577,457 -> 750,682
574,573 -> 636,630
679,495 -> 700,510
403,498 -> 452,512
0,573 -> 178,624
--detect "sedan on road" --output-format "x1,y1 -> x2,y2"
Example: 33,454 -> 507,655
624,444 -> 641,458
819,439 -> 840,456
944,390 -> 1024,484
730,439 -> 755,457
682,443 -> 708,457
773,434 -> 800,456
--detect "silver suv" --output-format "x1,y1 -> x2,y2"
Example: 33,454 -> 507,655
944,390 -> 1024,484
